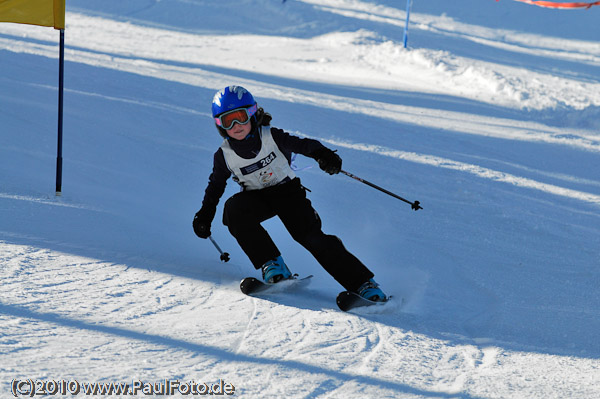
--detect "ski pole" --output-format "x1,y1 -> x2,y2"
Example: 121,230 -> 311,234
209,235 -> 230,262
340,170 -> 423,211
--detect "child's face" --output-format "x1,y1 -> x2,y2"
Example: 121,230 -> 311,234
226,121 -> 252,141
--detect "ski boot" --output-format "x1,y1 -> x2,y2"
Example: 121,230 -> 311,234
261,256 -> 292,284
356,278 -> 387,302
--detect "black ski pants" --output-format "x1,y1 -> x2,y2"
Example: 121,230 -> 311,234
222,178 -> 373,292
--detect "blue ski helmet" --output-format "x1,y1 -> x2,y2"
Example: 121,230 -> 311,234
212,86 -> 256,118
212,86 -> 258,138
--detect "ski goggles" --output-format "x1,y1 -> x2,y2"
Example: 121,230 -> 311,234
214,104 -> 258,130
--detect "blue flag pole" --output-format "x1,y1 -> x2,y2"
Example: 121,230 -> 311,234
403,0 -> 412,49
56,29 -> 64,195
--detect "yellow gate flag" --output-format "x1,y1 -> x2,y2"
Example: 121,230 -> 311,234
0,0 -> 65,29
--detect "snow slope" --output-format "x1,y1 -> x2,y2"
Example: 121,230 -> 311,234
1,0 -> 599,398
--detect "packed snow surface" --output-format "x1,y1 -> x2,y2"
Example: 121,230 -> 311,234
1,1 -> 599,398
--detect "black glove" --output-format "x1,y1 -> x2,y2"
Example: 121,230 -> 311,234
313,147 -> 342,175
255,107 -> 272,126
193,204 -> 216,239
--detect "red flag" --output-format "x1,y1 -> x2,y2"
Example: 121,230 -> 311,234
510,0 -> 600,9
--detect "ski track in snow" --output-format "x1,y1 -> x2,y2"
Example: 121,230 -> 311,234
2,239 -> 598,398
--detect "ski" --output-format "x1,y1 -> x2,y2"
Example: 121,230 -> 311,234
336,290 -> 392,312
240,274 -> 313,296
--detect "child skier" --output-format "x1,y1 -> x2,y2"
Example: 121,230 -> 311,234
193,85 -> 387,302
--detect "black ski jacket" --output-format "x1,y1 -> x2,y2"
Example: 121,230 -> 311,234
201,126 -> 327,208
